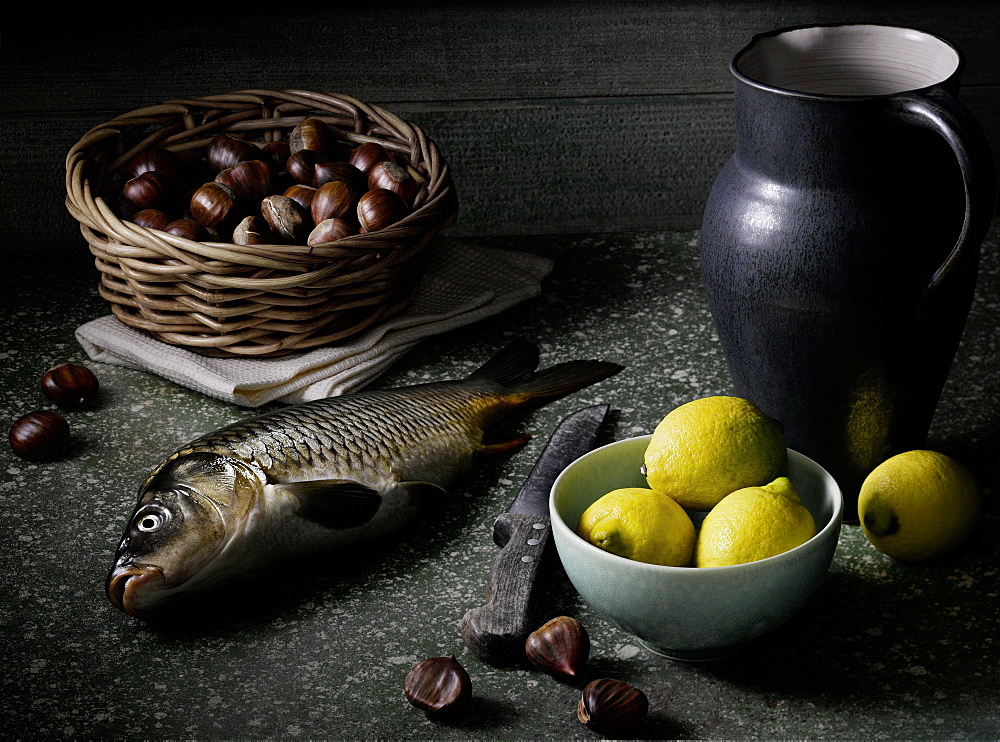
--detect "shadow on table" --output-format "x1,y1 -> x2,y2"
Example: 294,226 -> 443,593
685,531 -> 997,699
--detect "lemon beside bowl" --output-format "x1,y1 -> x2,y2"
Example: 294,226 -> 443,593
550,435 -> 843,661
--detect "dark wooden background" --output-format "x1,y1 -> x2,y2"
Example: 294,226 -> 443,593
3,1 -> 997,254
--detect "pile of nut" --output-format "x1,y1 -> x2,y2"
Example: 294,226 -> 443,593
113,117 -> 419,247
403,616 -> 650,735
8,363 -> 100,462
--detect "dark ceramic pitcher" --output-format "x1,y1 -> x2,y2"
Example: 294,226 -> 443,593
700,24 -> 996,520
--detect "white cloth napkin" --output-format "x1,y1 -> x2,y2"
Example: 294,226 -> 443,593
75,239 -> 554,407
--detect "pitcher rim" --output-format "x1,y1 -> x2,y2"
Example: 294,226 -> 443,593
730,22 -> 966,101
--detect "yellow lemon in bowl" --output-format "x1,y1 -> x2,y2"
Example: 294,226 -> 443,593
576,487 -> 696,567
695,476 -> 816,568
643,395 -> 787,510
858,449 -> 980,562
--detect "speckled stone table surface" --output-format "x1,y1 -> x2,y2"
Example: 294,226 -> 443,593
2,224 -> 998,739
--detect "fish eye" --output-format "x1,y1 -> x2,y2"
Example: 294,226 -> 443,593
135,507 -> 169,533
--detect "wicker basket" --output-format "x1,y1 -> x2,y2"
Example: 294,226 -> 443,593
65,89 -> 458,357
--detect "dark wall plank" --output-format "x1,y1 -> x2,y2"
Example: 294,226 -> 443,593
3,1 -> 997,252
7,2 -> 997,111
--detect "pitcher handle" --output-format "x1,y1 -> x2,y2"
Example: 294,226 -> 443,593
892,90 -> 996,294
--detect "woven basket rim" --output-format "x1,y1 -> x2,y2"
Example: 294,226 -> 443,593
64,89 -> 458,358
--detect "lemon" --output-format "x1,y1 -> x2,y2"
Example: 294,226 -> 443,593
576,487 -> 696,566
695,477 -> 816,568
643,395 -> 787,510
858,450 -> 980,562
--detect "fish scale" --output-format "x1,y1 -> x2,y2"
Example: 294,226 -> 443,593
171,382 -> 504,485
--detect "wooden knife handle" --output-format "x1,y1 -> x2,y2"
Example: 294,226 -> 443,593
461,511 -> 553,665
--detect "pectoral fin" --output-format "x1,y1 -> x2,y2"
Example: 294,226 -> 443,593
401,480 -> 450,504
275,479 -> 383,529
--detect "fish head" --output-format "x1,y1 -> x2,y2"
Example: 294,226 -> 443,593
106,452 -> 263,618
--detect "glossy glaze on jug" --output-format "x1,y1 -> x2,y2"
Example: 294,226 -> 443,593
700,25 -> 996,519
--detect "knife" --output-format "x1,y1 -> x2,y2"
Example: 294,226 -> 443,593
461,403 -> 610,665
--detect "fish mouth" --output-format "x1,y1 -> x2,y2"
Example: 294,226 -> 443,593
106,564 -> 166,617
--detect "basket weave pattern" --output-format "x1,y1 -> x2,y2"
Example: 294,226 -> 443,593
65,90 -> 458,357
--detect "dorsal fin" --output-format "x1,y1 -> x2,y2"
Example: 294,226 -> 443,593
466,339 -> 540,387
467,339 -> 624,408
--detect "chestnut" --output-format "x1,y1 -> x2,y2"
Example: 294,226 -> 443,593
261,195 -> 309,243
311,180 -> 359,225
285,149 -> 327,186
289,117 -> 341,158
164,219 -> 210,241
283,184 -> 318,213
368,161 -> 419,205
233,215 -> 274,245
122,171 -> 178,212
357,188 -> 409,232
122,147 -> 186,185
525,616 -> 590,683
130,208 -> 172,231
8,410 -> 71,462
261,140 -> 291,172
307,217 -> 357,246
577,678 -> 648,735
116,195 -> 140,221
403,656 -> 472,717
189,181 -> 242,229
215,159 -> 275,202
41,363 -> 100,410
348,141 -> 395,175
312,161 -> 366,191
206,134 -> 264,172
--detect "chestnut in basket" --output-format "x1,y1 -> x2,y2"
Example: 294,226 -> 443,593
215,159 -> 276,202
284,184 -> 318,212
117,130 -> 419,244
368,161 -> 419,205
261,195 -> 310,242
308,217 -> 357,246
190,182 -> 243,230
357,188 -> 409,232
313,161 -> 366,191
289,117 -> 343,160
206,134 -> 265,172
234,215 -> 274,245
122,171 -> 178,212
164,219 -> 210,241
286,149 -> 329,187
131,208 -> 172,230
312,180 -> 360,225
261,140 -> 291,172
349,141 -> 395,174
122,147 -> 187,186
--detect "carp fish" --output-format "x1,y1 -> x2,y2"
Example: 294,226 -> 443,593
106,340 -> 622,618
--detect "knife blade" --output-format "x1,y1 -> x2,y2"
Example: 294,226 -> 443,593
461,403 -> 610,665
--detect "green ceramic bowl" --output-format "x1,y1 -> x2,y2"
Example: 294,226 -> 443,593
550,435 -> 843,661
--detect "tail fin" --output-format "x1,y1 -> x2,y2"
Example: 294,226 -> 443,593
469,339 -> 624,408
